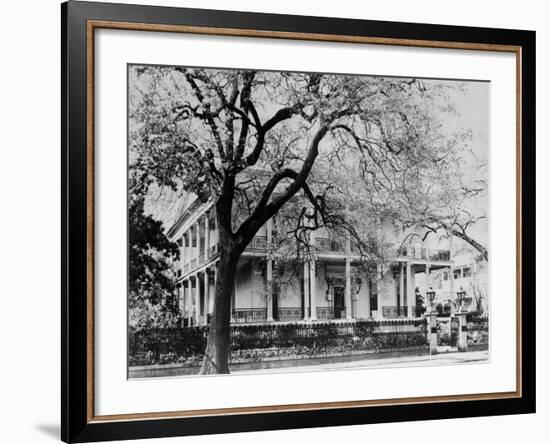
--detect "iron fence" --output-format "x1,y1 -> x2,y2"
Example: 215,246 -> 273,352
231,308 -> 267,323
466,315 -> 489,345
129,318 -> 428,367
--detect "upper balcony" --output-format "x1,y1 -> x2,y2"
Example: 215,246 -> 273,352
245,235 -> 268,251
400,246 -> 451,262
243,235 -> 348,255
314,237 -> 346,254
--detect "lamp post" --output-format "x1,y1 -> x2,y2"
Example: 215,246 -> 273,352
426,287 -> 436,313
426,287 -> 438,355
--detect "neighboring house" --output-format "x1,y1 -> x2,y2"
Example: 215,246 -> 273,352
429,257 -> 489,314
166,198 -> 483,326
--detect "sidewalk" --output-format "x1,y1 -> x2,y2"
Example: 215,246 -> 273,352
232,350 -> 490,374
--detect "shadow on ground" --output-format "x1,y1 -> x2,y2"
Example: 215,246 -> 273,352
35,423 -> 59,440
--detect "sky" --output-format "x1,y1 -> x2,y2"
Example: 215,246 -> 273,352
131,69 -> 490,257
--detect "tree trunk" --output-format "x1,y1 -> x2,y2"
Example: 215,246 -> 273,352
449,228 -> 489,261
199,241 -> 240,374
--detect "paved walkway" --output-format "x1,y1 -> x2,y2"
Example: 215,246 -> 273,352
233,350 -> 489,374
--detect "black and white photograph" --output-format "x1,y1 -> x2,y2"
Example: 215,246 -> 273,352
0,0 -> 542,442
127,65 -> 490,378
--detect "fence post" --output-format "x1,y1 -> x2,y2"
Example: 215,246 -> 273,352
429,312 -> 438,354
456,313 -> 468,352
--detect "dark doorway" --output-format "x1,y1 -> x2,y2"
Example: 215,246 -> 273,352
273,284 -> 279,320
369,278 -> 378,316
334,287 -> 345,319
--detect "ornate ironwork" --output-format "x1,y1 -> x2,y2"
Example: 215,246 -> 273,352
207,243 -> 218,259
317,306 -> 335,320
276,307 -> 302,321
315,237 -> 345,254
245,236 -> 268,251
231,308 -> 268,323
400,246 -> 451,261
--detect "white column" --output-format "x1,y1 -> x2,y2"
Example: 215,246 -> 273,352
182,232 -> 188,269
176,284 -> 182,318
309,260 -> 317,320
195,222 -> 200,261
266,218 -> 273,244
266,257 -> 274,321
399,263 -> 404,316
425,264 -> 431,312
303,261 -> 310,320
345,257 -> 352,320
449,265 -> 455,303
181,281 -> 187,318
265,218 -> 274,321
406,261 -> 414,317
188,278 -> 193,324
185,281 -> 191,323
179,238 -> 185,273
203,269 -> 209,325
205,213 -> 210,258
193,275 -> 199,324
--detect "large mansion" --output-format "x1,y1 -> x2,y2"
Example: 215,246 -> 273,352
167,199 -> 485,326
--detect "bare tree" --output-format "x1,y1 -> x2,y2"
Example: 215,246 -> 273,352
129,66 -> 472,373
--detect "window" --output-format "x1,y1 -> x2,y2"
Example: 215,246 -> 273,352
463,267 -> 472,278
443,271 -> 449,281
453,269 -> 462,279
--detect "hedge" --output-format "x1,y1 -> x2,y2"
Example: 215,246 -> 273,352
129,320 -> 428,367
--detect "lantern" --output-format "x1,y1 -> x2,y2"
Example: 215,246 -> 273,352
456,287 -> 467,310
426,288 -> 436,303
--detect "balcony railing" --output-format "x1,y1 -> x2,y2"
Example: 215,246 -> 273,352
317,307 -> 335,320
276,307 -> 302,322
231,308 -> 268,323
190,258 -> 197,270
207,243 -> 218,259
198,252 -> 205,264
315,237 -> 345,254
183,264 -> 189,273
401,246 -> 451,262
245,236 -> 268,251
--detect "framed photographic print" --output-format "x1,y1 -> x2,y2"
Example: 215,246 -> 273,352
61,1 -> 536,442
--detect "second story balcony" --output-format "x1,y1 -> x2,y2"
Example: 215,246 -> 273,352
245,236 -> 268,251
401,246 -> 451,262
314,237 -> 345,254
207,243 -> 219,259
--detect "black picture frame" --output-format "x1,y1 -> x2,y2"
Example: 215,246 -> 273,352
61,1 -> 536,442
